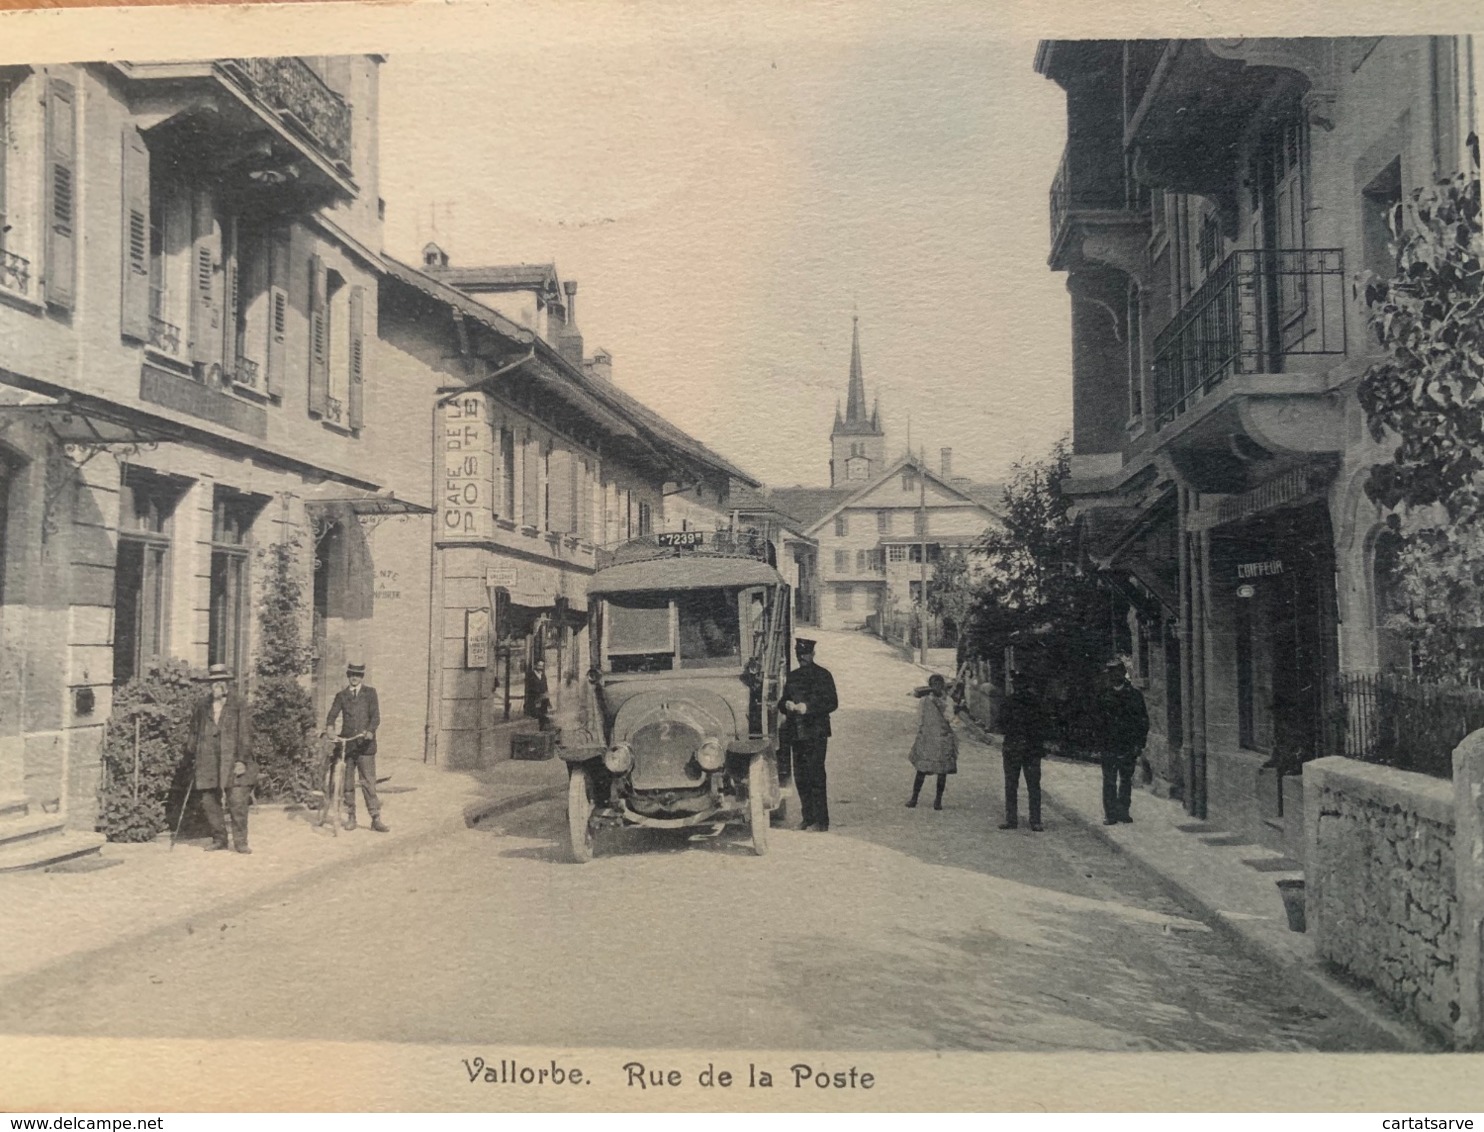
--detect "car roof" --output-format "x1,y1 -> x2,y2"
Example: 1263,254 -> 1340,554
589,555 -> 785,596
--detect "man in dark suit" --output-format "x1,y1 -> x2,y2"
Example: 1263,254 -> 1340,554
324,661 -> 388,832
186,662 -> 256,854
778,637 -> 839,832
1097,655 -> 1149,825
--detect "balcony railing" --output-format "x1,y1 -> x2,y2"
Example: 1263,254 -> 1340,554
232,357 -> 260,390
148,315 -> 182,356
0,248 -> 31,296
1049,142 -> 1147,253
1151,247 -> 1346,430
219,57 -> 352,170
324,395 -> 344,424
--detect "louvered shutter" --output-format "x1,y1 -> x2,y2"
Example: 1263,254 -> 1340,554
347,284 -> 365,429
188,190 -> 221,370
265,229 -> 289,397
43,75 -> 77,311
119,125 -> 151,340
220,215 -> 238,379
578,459 -> 593,542
521,434 -> 540,527
548,448 -> 574,534
307,253 -> 329,415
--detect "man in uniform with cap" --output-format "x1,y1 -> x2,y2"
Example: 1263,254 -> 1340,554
186,662 -> 256,853
324,662 -> 389,832
778,638 -> 839,831
1096,655 -> 1149,825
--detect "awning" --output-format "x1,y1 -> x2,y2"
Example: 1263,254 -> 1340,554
590,555 -> 784,596
304,494 -> 434,517
0,387 -> 182,449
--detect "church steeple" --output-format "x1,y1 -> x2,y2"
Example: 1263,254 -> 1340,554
829,317 -> 887,486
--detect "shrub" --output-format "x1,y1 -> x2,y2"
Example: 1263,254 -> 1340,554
98,658 -> 201,842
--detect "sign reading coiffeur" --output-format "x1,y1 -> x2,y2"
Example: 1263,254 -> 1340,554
1236,559 -> 1284,579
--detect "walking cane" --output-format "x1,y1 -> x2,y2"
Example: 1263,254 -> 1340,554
170,777 -> 193,850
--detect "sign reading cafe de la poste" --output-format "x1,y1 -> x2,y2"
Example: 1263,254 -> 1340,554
443,395 -> 495,540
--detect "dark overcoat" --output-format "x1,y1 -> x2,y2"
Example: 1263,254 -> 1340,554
187,690 -> 257,789
1099,680 -> 1149,758
909,692 -> 958,775
326,684 -> 381,756
778,661 -> 838,742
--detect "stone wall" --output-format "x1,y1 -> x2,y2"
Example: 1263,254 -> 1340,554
1304,756 -> 1459,1041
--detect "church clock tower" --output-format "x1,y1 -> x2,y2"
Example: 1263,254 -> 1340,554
829,317 -> 886,486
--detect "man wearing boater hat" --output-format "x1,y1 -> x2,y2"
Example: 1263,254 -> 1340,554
185,662 -> 256,853
778,637 -> 839,831
324,661 -> 389,832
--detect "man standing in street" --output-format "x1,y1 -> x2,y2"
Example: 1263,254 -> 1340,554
186,663 -> 256,854
998,669 -> 1046,831
778,637 -> 839,832
324,661 -> 389,833
1097,655 -> 1149,825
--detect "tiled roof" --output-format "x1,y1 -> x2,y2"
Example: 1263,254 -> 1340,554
426,263 -> 559,292
766,486 -> 855,528
379,254 -> 534,344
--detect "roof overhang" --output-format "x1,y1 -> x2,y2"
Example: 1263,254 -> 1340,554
0,387 -> 183,449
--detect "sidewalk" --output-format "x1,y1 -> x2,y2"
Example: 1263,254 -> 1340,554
1028,746 -> 1439,1051
0,754 -> 566,990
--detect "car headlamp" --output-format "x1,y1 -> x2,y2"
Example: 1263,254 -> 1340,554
695,737 -> 725,772
603,743 -> 634,774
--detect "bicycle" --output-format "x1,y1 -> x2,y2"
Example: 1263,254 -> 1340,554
315,733 -> 367,836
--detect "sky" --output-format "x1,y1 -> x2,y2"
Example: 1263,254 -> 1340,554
377,14 -> 1072,489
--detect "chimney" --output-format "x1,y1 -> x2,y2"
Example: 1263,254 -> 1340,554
940,447 -> 953,479
584,349 -> 613,384
557,280 -> 584,366
422,242 -> 449,269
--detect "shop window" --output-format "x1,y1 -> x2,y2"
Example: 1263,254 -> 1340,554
113,471 -> 182,684
208,489 -> 262,677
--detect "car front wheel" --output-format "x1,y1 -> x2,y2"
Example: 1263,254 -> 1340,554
567,766 -> 596,863
747,754 -> 769,856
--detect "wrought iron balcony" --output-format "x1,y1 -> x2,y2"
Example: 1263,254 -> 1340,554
324,395 -> 345,424
232,357 -> 261,390
0,248 -> 31,296
148,315 -> 182,357
1049,141 -> 1149,268
1151,247 -> 1346,430
219,57 -> 352,170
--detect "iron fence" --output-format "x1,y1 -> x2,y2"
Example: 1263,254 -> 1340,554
220,57 -> 352,169
1152,247 -> 1346,429
1333,672 -> 1484,780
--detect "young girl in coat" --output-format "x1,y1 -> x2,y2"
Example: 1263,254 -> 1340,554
907,673 -> 959,810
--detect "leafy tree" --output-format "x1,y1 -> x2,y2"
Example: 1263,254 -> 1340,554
926,550 -> 974,643
965,438 -> 1114,750
98,658 -> 201,841
1357,135 -> 1484,679
251,534 -> 318,800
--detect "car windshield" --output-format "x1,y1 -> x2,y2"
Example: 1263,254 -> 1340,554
604,588 -> 745,672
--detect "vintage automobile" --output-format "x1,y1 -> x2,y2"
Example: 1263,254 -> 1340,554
557,530 -> 793,862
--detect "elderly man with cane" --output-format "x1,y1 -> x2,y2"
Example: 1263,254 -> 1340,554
183,663 -> 256,854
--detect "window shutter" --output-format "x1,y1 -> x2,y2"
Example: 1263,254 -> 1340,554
220,215 -> 238,378
347,284 -> 365,430
265,229 -> 289,397
578,459 -> 593,542
188,190 -> 221,370
119,125 -> 150,340
547,448 -> 573,534
43,74 -> 77,311
521,434 -> 540,527
307,253 -> 329,416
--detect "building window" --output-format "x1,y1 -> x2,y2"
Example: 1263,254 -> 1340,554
0,70 -> 41,299
499,425 -> 516,520
833,549 -> 848,573
877,509 -> 891,534
228,220 -> 272,391
147,179 -> 192,360
113,471 -> 182,685
1362,157 -> 1403,282
638,499 -> 652,536
834,585 -> 854,611
1197,211 -> 1222,273
209,489 -> 261,677
325,269 -> 349,423
835,514 -> 848,537
902,470 -> 917,493
856,549 -> 867,572
888,545 -> 907,563
914,510 -> 927,536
